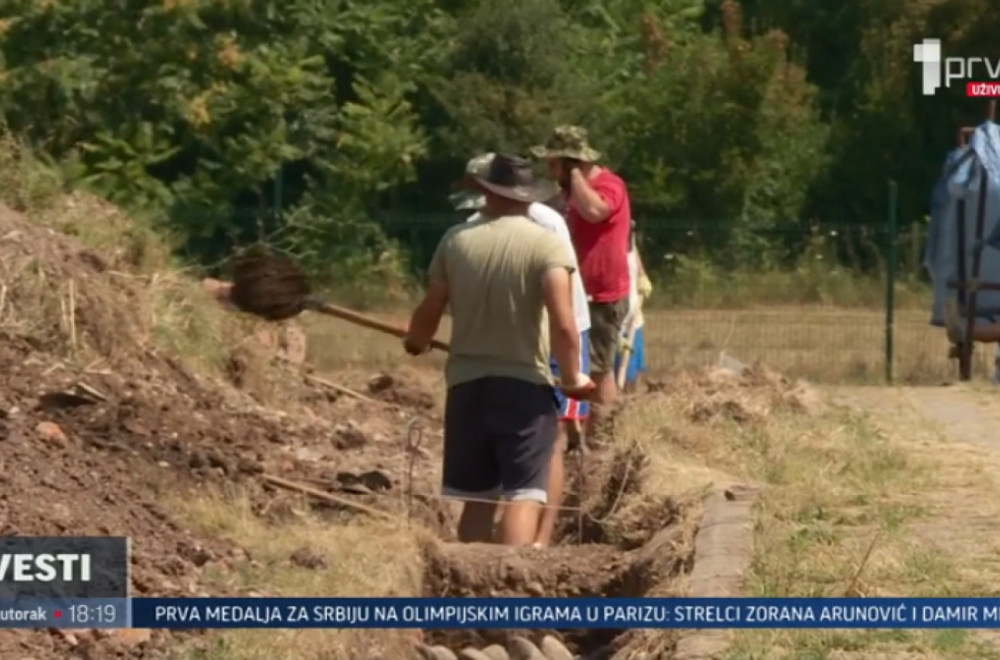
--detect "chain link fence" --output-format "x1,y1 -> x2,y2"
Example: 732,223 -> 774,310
229,175 -> 987,385
373,205 -> 984,385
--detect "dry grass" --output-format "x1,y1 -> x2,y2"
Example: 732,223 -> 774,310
642,306 -> 990,385
612,374 -> 1000,658
299,301 -> 994,386
170,485 -> 427,660
0,189 -> 261,379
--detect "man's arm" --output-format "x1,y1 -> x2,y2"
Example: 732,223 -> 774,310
541,266 -> 583,385
568,164 -> 624,223
404,240 -> 449,354
405,277 -> 448,355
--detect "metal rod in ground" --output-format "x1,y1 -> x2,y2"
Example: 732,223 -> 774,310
884,180 -> 898,384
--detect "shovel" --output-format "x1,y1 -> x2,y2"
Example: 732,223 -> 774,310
228,248 -> 595,398
228,247 -> 449,352
616,295 -> 644,390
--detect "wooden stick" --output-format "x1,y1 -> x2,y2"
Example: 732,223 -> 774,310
845,530 -> 882,596
68,279 -> 77,350
75,381 -> 108,402
261,474 -> 397,521
304,374 -> 379,404
308,300 -> 449,352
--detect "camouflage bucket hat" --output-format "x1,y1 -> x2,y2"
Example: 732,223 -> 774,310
449,152 -> 495,210
530,125 -> 601,162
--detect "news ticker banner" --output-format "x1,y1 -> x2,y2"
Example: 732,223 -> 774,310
0,536 -> 130,629
11,597 -> 1000,630
4,535 -> 1000,631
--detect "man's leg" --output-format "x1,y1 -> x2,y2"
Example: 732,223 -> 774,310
536,332 -> 589,546
441,379 -> 501,543
534,422 -> 567,547
586,299 -> 628,440
485,378 -> 559,547
457,501 -> 498,543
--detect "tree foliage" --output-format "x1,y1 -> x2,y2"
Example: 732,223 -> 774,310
0,0 -> 994,282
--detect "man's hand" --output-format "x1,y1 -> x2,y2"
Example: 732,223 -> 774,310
559,372 -> 596,401
637,274 -> 653,299
558,158 -> 579,191
402,336 -> 428,356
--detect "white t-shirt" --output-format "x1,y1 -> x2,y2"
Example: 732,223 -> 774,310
467,202 -> 591,333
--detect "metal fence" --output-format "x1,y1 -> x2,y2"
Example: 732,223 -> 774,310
371,191 -> 982,385
244,181 -> 989,385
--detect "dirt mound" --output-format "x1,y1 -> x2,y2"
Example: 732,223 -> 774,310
421,519 -> 694,658
419,437 -> 700,660
646,361 -> 826,426
0,202 -> 446,659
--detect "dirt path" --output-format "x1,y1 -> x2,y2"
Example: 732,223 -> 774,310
835,384 -> 1000,449
834,385 -> 1000,650
835,384 -> 1000,556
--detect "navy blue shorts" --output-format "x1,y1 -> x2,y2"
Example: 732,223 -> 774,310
442,377 -> 559,503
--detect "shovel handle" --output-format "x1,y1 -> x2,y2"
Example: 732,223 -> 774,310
310,300 -> 594,395
307,300 -> 450,352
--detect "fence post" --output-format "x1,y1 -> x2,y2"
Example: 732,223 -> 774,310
884,180 -> 899,383
273,169 -> 284,217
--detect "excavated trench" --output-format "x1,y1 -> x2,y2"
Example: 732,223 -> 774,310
414,443 -> 700,660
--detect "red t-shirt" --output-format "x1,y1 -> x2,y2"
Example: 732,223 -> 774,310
567,169 -> 631,303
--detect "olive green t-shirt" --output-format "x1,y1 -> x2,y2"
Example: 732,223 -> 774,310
428,214 -> 575,388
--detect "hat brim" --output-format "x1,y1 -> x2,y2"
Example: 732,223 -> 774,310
472,176 -> 557,204
529,145 -> 601,163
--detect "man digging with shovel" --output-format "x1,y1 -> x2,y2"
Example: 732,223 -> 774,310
451,152 -> 592,548
405,154 -> 596,547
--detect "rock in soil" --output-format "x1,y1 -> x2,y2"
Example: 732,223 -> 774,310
509,636 -> 546,660
481,644 -> 511,660
539,636 -> 574,660
458,648 -> 494,660
417,644 -> 459,660
290,546 -> 328,570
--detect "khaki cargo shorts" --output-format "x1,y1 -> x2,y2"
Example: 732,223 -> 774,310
588,296 -> 629,375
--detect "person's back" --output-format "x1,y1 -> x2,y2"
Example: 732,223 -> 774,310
433,214 -> 566,387
467,202 -> 590,335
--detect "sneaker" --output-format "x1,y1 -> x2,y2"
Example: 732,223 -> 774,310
944,298 -> 968,344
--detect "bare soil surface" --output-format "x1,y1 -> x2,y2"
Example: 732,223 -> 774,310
0,204 -> 451,658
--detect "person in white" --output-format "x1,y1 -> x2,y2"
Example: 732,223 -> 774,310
452,152 -> 590,547
616,221 -> 651,392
